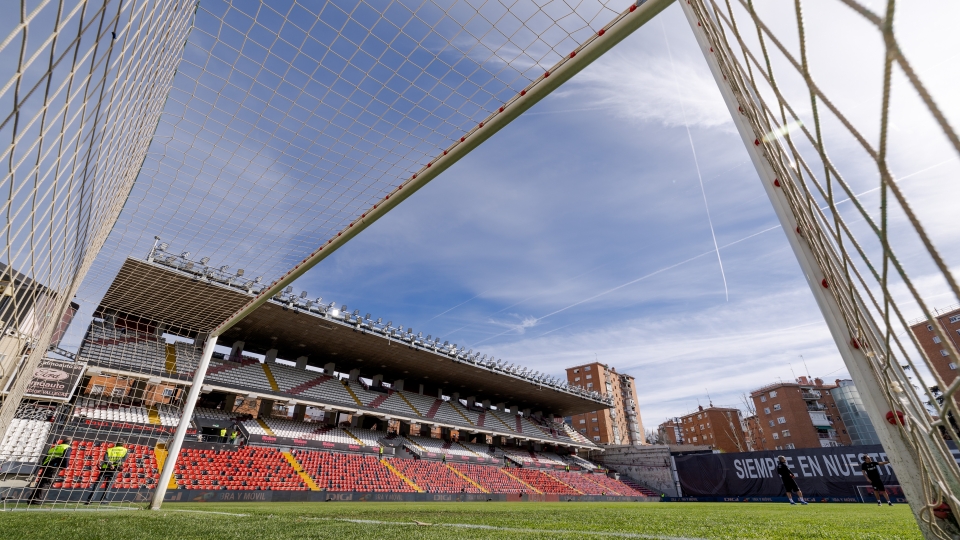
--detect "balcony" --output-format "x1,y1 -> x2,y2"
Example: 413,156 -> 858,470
807,403 -> 826,411
801,391 -> 822,400
809,411 -> 831,428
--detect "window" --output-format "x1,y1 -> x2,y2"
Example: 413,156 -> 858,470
585,366 -> 591,371
782,430 -> 791,437
768,420 -> 775,427
585,374 -> 592,380
692,437 -> 698,442
591,418 -> 598,422
950,363 -> 958,370
579,419 -> 585,424
111,387 -> 126,397
772,433 -> 779,440
770,391 -> 778,398
934,336 -> 942,344
785,443 -> 796,450
235,398 -> 244,407
942,350 -> 950,357
700,424 -> 704,430
593,436 -> 600,442
760,396 -> 767,403
763,407 -> 771,414
775,446 -> 783,451
587,383 -> 593,389
580,429 -> 587,434
928,324 -> 934,331
162,388 -> 175,397
573,369 -> 580,373
706,423 -> 710,428
773,404 -> 781,411
91,385 -> 105,395
777,417 -> 787,424
574,377 -> 580,382
950,315 -> 960,323
593,427 -> 599,432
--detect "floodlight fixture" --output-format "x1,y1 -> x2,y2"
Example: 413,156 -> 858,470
180,251 -> 190,258
300,291 -> 308,299
236,268 -> 244,276
199,257 -> 210,265
158,243 -> 169,251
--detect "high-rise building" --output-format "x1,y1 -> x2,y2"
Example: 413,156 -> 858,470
830,379 -> 880,446
750,376 -> 852,450
908,304 -> 960,396
658,405 -> 750,453
565,362 -> 645,445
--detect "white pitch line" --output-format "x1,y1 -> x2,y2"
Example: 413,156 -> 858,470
314,517 -> 708,540
164,509 -> 251,516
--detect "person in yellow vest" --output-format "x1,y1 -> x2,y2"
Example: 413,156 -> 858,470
220,427 -> 227,443
229,428 -> 239,445
30,438 -> 73,505
85,439 -> 128,505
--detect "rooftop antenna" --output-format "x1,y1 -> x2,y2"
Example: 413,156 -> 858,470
706,388 -> 713,408
800,354 -> 812,381
788,362 -> 798,382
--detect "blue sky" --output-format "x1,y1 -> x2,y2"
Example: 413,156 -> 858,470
64,0 -> 960,431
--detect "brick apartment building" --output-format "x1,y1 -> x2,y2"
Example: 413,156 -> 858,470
750,376 -> 852,450
909,304 -> 960,395
565,362 -> 645,445
658,405 -> 750,453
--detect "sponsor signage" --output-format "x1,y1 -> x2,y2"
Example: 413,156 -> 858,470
24,357 -> 86,401
673,444 -> 906,502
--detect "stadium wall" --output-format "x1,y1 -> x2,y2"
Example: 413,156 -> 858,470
673,445 -> 904,502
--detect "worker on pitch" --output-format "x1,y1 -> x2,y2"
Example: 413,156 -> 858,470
30,438 -> 73,505
85,439 -> 128,505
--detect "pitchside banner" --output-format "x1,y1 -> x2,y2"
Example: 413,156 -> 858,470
674,445 -> 900,501
24,357 -> 86,401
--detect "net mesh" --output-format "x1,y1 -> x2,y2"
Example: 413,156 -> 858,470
0,0 -> 196,471
0,0 -> 640,509
686,0 -> 960,534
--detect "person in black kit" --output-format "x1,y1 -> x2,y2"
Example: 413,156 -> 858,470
776,456 -> 807,505
861,455 -> 894,506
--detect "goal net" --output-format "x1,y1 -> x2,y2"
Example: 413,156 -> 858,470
682,0 -> 960,535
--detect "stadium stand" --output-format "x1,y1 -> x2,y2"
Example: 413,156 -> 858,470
293,450 -> 414,492
390,459 -> 482,493
174,446 -> 304,490
205,359 -> 272,390
564,453 -> 598,470
456,440 -> 495,457
547,470 -> 610,495
0,417 -> 52,462
448,463 -> 527,493
343,427 -> 383,447
584,473 -> 644,496
56,441 -> 159,490
401,435 -> 475,458
81,327 -> 198,378
617,476 -> 659,497
509,468 -> 581,495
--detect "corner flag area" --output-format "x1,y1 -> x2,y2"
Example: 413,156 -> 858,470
2,502 -> 920,539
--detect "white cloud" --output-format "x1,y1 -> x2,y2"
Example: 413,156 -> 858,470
569,49 -> 733,130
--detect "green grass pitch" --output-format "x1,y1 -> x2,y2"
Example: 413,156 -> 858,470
0,502 -> 921,539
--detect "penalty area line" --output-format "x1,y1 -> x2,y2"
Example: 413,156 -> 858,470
314,517 -> 707,540
163,509 -> 251,517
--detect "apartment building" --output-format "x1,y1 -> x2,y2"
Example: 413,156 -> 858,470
565,362 -> 645,445
750,376 -> 852,450
658,405 -> 749,453
909,305 -> 960,396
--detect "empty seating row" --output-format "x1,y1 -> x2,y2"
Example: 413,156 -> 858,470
449,463 -> 526,493
0,418 -> 52,462
293,450 -> 414,492
174,446 -> 304,490
390,459 -> 482,493
509,468 -> 580,495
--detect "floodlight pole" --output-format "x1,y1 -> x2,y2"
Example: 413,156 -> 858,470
678,1 -> 942,536
150,335 -> 218,509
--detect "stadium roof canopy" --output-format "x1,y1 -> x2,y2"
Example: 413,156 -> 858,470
99,257 -> 610,417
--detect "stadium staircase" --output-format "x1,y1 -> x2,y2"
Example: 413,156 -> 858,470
476,411 -> 485,427
281,451 -> 320,490
147,406 -> 162,425
342,380 -> 363,406
165,343 -> 177,372
390,459 -> 482,493
255,418 -> 276,436
261,364 -> 280,391
341,428 -> 366,445
397,393 -> 421,415
499,468 -> 541,494
445,464 -> 489,493
380,459 -> 422,492
154,443 -> 179,489
510,469 -> 579,495
618,476 -> 659,497
448,463 -> 526,493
